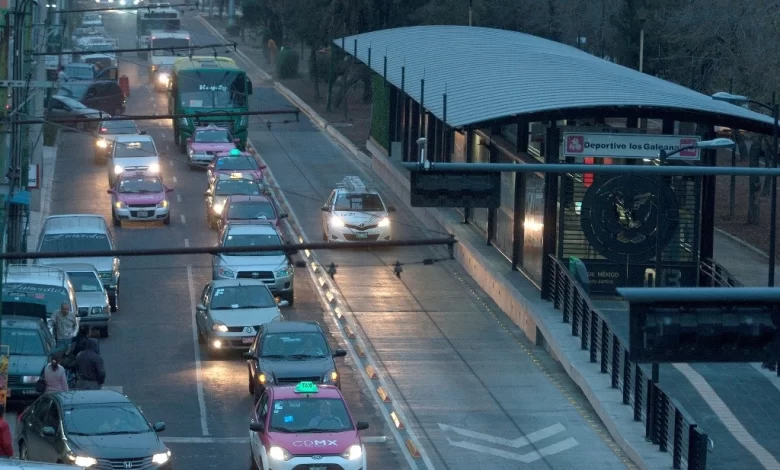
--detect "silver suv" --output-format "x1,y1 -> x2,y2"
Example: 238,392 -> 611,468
211,221 -> 295,305
36,214 -> 120,312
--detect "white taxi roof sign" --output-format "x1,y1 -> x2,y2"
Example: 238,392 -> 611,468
230,172 -> 245,179
126,142 -> 142,149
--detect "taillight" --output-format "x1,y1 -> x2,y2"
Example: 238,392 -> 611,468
100,128 -> 108,132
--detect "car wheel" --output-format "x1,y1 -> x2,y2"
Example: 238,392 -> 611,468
99,327 -> 109,338
109,287 -> 118,313
19,441 -> 28,460
197,327 -> 205,345
178,135 -> 186,153
248,370 -> 255,395
163,214 -> 171,225
283,291 -> 295,307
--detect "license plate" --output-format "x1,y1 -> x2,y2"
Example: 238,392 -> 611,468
355,232 -> 368,239
242,337 -> 254,344
310,466 -> 326,470
136,211 -> 148,217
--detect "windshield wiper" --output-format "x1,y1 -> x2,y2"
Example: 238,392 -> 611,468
289,354 -> 321,359
90,430 -> 146,436
269,426 -> 295,433
294,427 -> 336,433
261,354 -> 286,359
241,305 -> 274,309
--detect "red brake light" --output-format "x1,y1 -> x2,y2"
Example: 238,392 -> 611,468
100,128 -> 108,132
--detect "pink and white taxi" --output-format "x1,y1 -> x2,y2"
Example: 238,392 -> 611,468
186,124 -> 239,168
249,382 -> 369,470
107,172 -> 174,226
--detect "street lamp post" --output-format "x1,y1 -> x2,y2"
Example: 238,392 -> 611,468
712,92 -> 779,287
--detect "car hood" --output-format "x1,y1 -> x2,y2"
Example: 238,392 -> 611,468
211,307 -> 281,327
217,254 -> 287,270
76,108 -> 103,117
190,142 -> 235,153
75,291 -> 108,308
268,429 -> 358,456
334,211 -> 386,225
260,356 -> 334,380
68,431 -> 165,459
118,192 -> 165,205
9,355 -> 47,376
39,257 -> 113,272
114,156 -> 159,170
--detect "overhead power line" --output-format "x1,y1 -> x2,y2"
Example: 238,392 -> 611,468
54,3 -> 195,13
11,109 -> 300,125
0,238 -> 457,260
31,42 -> 237,56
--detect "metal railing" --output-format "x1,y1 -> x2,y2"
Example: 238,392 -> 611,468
699,257 -> 744,287
545,255 -> 710,469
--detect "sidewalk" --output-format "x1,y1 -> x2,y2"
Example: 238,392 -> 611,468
26,145 -> 57,253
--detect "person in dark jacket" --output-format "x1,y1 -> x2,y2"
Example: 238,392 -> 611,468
0,404 -> 13,457
71,326 -> 100,357
75,340 -> 105,390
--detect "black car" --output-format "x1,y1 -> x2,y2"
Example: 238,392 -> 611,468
17,390 -> 172,469
244,321 -> 347,401
0,315 -> 54,403
58,80 -> 125,116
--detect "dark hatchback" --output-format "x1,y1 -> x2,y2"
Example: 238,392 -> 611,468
244,321 -> 346,401
58,80 -> 126,116
0,314 -> 55,403
16,390 -> 172,469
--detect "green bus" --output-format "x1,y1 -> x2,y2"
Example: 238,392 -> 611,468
169,56 -> 253,151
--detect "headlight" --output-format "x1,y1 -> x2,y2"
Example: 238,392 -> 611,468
330,215 -> 344,228
148,162 -> 160,173
157,200 -> 169,209
69,455 -> 97,467
115,201 -> 126,209
21,375 -> 40,384
97,139 -> 108,148
275,267 -> 290,278
378,217 -> 390,227
212,321 -> 228,332
113,164 -> 123,175
158,73 -> 170,85
216,267 -> 235,278
323,369 -> 338,383
341,444 -> 363,460
257,372 -> 267,384
268,446 -> 291,461
90,306 -> 103,315
152,450 -> 171,465
213,203 -> 224,214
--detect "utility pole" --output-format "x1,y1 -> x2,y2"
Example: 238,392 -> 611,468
227,0 -> 235,27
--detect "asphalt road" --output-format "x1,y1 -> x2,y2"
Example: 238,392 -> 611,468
38,7 -> 405,469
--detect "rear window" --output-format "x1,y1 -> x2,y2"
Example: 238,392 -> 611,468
67,272 -> 103,292
227,201 -> 275,220
40,233 -> 111,252
100,121 -> 138,134
2,328 -> 45,356
114,140 -> 156,158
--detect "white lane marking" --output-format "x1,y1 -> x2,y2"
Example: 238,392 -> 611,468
161,132 -> 166,138
438,423 -> 565,448
674,364 -> 780,469
173,176 -> 178,183
162,436 -> 388,445
176,193 -> 182,203
180,214 -> 186,224
188,265 -> 210,436
446,437 -> 579,464
184,238 -> 190,248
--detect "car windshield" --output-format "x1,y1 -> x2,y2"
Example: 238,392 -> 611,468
210,285 -> 275,309
2,283 -> 70,316
227,201 -> 275,220
1,328 -> 44,356
66,272 -> 103,293
114,140 -> 156,158
261,332 -> 329,357
64,66 -> 94,81
63,403 -> 152,436
100,121 -> 137,134
119,177 -> 163,194
215,157 -> 257,170
178,69 -> 247,108
40,233 -> 112,252
55,95 -> 88,110
215,179 -> 261,196
334,193 -> 385,212
268,398 -> 352,433
222,233 -> 284,256
195,129 -> 231,143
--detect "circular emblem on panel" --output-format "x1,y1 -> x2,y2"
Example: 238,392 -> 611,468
579,174 -> 679,264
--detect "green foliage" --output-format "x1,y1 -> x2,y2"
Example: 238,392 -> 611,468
43,123 -> 58,147
369,74 -> 390,150
276,48 -> 300,79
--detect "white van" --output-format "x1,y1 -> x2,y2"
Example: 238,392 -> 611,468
2,265 -> 79,320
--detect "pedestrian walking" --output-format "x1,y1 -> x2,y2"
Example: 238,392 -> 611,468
0,405 -> 13,458
71,325 -> 100,357
43,353 -> 69,393
75,340 -> 105,390
49,302 -> 79,351
57,66 -> 68,83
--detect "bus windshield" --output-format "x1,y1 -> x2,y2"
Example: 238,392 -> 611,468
151,37 -> 189,56
140,18 -> 181,35
178,70 -> 247,109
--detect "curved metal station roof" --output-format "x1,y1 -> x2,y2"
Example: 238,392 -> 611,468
336,26 -> 774,132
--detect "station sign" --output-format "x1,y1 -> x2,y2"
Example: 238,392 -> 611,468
563,132 -> 702,161
410,170 -> 501,208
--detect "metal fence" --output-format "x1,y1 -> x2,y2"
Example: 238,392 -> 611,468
545,255 -> 709,469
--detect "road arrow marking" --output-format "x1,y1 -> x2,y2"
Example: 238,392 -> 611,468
438,422 -> 565,448
446,437 -> 579,463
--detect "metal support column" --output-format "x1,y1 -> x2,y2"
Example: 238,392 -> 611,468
699,128 -> 717,265
540,122 -> 560,299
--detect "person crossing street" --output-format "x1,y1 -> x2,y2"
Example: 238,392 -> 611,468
49,302 -> 79,351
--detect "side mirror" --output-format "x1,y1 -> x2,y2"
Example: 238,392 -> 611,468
234,138 -> 241,145
260,165 -> 267,170
165,187 -> 174,193
277,300 -> 289,307
247,78 -> 253,95
186,138 -> 192,145
386,206 -> 396,213
106,189 -> 116,194
321,206 -> 329,212
332,349 -> 347,358
42,426 -> 56,437
153,422 -> 166,432
278,213 -> 288,219
249,422 -> 263,433
356,421 -> 370,431
242,352 -> 255,360
139,130 -> 147,135
196,304 -> 206,312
